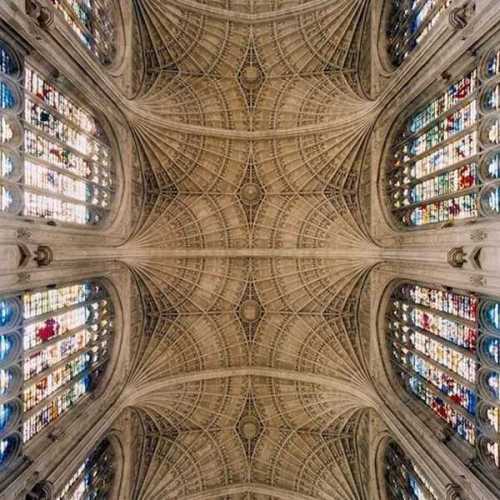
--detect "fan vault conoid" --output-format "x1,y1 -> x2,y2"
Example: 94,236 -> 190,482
1,0 -> 500,498
125,1 -> 378,498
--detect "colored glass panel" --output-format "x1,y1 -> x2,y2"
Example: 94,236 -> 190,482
486,185 -> 500,213
0,150 -> 16,178
21,66 -> 113,225
0,403 -> 13,432
0,368 -> 14,396
485,49 -> 500,79
486,440 -> 499,468
0,82 -> 15,110
0,336 -> 13,363
483,337 -> 500,365
23,373 -> 92,442
486,372 -> 500,401
21,282 -> 112,442
0,435 -> 17,465
484,151 -> 500,180
0,300 -> 16,328
0,116 -> 14,144
0,44 -> 17,76
484,302 -> 500,332
389,283 -> 500,475
384,63 -> 500,227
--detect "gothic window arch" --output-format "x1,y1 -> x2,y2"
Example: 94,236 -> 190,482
49,0 -> 117,66
54,437 -> 115,499
386,282 -> 500,477
0,38 -> 115,226
386,44 -> 500,228
0,279 -> 114,469
384,440 -> 437,499
386,0 -> 452,68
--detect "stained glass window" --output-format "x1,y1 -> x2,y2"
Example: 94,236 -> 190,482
49,0 -> 117,65
388,283 -> 500,471
0,39 -> 114,226
387,45 -> 500,227
0,281 -> 113,468
387,0 -> 452,67
384,441 -> 437,500
55,437 -> 115,499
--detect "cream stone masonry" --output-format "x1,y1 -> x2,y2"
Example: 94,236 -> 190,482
0,0 -> 499,499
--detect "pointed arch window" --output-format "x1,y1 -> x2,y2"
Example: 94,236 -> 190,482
55,437 -> 115,499
0,280 -> 113,468
384,441 -> 437,499
387,0 -> 452,67
0,38 -> 114,225
49,0 -> 117,65
386,45 -> 500,228
387,282 -> 500,474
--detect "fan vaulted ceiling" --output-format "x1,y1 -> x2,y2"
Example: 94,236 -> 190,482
123,0 -> 380,498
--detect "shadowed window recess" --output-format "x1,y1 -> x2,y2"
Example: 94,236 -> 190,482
387,0 -> 452,67
55,437 -> 115,499
384,440 -> 437,500
49,0 -> 117,65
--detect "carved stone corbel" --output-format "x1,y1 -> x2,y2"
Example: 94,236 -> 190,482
445,482 -> 463,500
25,0 -> 55,29
448,1 -> 476,30
25,480 -> 54,500
447,247 -> 467,268
34,245 -> 53,267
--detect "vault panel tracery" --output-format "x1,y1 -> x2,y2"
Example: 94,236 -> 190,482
125,0 -> 375,497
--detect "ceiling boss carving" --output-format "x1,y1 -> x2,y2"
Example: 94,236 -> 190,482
124,0 -> 376,498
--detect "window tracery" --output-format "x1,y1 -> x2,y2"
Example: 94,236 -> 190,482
55,437 -> 115,499
387,282 -> 500,474
387,0 -> 452,67
384,441 -> 437,499
387,46 -> 500,228
0,39 -> 114,226
0,280 -> 113,468
49,0 -> 117,66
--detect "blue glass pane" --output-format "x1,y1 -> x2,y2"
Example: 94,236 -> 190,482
84,282 -> 94,298
0,46 -> 17,76
487,152 -> 500,179
487,372 -> 500,400
0,187 -> 14,211
486,54 -> 499,79
485,302 -> 500,331
0,436 -> 16,464
0,403 -> 13,432
0,336 -> 12,363
487,186 -> 500,212
0,369 -> 13,395
0,82 -> 15,110
0,151 -> 14,178
484,337 -> 500,365
0,301 -> 14,328
484,88 -> 498,111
